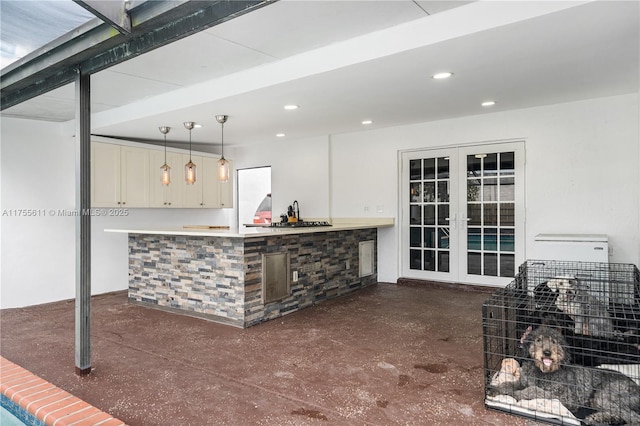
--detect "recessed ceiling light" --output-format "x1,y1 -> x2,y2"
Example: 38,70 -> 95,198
481,101 -> 496,107
276,133 -> 285,137
432,72 -> 453,79
284,104 -> 299,110
362,120 -> 373,125
194,124 -> 203,128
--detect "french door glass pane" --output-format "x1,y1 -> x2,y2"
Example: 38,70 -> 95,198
484,228 -> 497,250
410,249 -> 421,270
484,154 -> 497,174
410,227 -> 421,247
437,181 -> 449,202
468,204 -> 481,225
437,205 -> 449,225
466,151 -> 516,278
438,228 -> 449,249
468,252 -> 481,275
410,183 -> 421,202
424,182 -> 435,202
484,204 -> 498,226
500,177 -> 515,201
408,156 -> 450,273
501,203 -> 515,226
484,253 -> 498,276
483,178 -> 498,201
500,254 -> 515,276
424,228 -> 435,248
424,250 -> 435,271
467,156 -> 481,176
410,205 -> 421,225
424,205 -> 435,225
468,180 -> 481,201
424,158 -> 436,179
500,228 -> 515,252
437,158 -> 450,179
500,152 -> 515,175
468,228 -> 481,250
410,160 -> 421,180
438,251 -> 450,273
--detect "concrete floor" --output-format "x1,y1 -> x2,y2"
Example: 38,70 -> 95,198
0,283 -> 526,426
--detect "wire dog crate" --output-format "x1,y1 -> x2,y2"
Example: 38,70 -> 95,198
483,260 -> 640,425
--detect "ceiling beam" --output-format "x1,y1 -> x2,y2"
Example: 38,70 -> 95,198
72,0 -> 132,35
1,0 -> 275,111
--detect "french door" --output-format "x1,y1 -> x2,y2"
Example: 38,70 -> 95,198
400,142 -> 525,286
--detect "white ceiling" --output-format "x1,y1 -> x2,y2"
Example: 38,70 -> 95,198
2,0 -> 638,152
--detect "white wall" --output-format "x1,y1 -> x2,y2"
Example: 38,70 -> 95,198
330,94 -> 639,281
232,135 -> 331,222
1,118 -> 75,308
1,117 -> 234,308
2,93 -> 638,307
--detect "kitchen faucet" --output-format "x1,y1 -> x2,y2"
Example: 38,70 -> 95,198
292,200 -> 300,221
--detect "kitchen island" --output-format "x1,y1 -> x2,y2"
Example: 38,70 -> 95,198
106,219 -> 393,328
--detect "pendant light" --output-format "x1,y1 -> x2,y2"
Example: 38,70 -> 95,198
184,121 -> 197,185
215,114 -> 229,182
159,126 -> 171,185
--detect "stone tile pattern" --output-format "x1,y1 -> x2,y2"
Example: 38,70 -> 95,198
128,229 -> 377,328
244,229 -> 378,327
129,234 -> 246,327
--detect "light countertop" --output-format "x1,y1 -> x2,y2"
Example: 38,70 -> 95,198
105,218 -> 394,238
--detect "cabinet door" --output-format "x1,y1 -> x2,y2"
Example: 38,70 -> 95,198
166,152 -> 184,208
149,150 -> 168,208
120,146 -> 150,207
92,142 -> 121,207
149,151 -> 183,208
201,157 -> 221,208
219,159 -> 233,208
182,154 -> 203,207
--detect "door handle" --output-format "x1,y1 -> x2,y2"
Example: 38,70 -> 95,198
445,214 -> 457,229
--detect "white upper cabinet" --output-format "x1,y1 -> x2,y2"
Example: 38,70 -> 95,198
92,142 -> 121,207
183,156 -> 234,208
120,146 -> 150,207
92,141 -> 232,209
92,143 -> 149,208
149,150 -> 184,208
219,159 -> 233,208
201,157 -> 221,208
182,154 -> 204,208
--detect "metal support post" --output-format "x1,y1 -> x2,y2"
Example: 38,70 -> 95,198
75,69 -> 92,376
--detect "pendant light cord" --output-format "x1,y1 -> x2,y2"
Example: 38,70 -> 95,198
220,122 -> 225,159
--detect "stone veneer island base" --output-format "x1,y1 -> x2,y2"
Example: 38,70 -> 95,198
120,224 -> 383,328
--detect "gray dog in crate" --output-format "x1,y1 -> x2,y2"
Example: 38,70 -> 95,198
546,277 -> 616,338
489,326 -> 640,425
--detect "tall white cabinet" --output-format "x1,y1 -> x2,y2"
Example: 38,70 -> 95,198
92,143 -> 150,207
92,141 -> 233,209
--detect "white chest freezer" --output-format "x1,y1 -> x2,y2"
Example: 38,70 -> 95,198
532,234 -> 609,263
